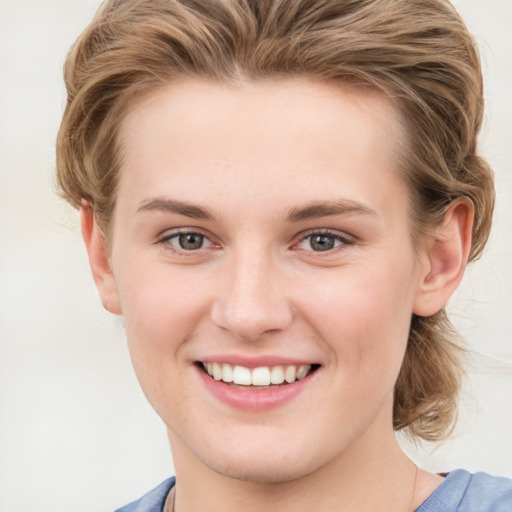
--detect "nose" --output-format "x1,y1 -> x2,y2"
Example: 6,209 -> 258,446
210,248 -> 293,341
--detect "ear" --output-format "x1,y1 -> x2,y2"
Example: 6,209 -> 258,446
80,202 -> 122,315
413,198 -> 474,317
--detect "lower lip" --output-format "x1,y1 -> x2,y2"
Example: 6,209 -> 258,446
196,366 -> 317,412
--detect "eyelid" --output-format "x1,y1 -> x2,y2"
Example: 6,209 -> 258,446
156,227 -> 218,254
154,227 -> 355,256
293,228 -> 355,252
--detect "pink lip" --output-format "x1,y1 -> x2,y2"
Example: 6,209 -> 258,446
194,363 -> 319,412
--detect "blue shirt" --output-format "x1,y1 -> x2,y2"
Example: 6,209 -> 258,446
115,469 -> 512,512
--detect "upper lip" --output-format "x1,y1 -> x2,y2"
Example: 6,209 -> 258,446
195,355 -> 320,368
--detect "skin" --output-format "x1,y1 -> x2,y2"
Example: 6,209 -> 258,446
82,78 -> 473,511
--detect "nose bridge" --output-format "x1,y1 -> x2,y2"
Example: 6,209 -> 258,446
211,243 -> 292,340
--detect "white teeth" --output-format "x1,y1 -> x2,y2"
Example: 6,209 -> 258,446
212,362 -> 222,381
202,362 -> 314,386
296,365 -> 310,380
233,365 -> 252,385
222,363 -> 233,383
270,366 -> 285,384
284,366 -> 296,383
251,367 -> 271,386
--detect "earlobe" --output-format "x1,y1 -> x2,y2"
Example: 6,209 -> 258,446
413,198 -> 474,317
80,202 -> 122,315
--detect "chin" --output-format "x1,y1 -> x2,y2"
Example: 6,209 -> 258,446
205,457 -> 311,484
194,438 -> 332,485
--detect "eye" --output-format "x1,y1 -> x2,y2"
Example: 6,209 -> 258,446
296,230 -> 351,252
160,231 -> 213,252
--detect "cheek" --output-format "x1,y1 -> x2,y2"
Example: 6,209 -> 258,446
116,262 -> 213,355
297,257 -> 416,372
115,264 -> 213,419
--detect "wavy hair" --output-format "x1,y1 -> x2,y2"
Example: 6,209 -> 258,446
56,0 -> 494,440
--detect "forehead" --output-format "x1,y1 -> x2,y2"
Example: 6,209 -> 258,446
116,77 -> 406,221
120,77 -> 401,154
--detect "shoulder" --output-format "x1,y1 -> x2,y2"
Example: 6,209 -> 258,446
417,469 -> 512,512
114,477 -> 175,512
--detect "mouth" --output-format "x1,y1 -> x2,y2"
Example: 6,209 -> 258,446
197,361 -> 321,389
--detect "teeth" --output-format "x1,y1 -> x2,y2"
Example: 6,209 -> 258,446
222,363 -> 233,383
284,366 -> 296,383
296,365 -> 309,380
212,362 -> 222,381
251,367 -> 271,386
233,366 -> 252,385
202,362 -> 312,386
270,366 -> 285,384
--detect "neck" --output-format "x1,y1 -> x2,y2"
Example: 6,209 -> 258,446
168,420 -> 419,512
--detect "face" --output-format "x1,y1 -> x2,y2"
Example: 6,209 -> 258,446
106,78 -> 429,482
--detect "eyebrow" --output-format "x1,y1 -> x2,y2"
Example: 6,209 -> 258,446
286,199 -> 377,222
136,196 -> 377,222
137,198 -> 214,220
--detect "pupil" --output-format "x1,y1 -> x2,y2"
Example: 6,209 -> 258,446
179,233 -> 203,250
311,235 -> 334,251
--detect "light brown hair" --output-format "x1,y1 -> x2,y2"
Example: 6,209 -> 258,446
56,0 -> 494,441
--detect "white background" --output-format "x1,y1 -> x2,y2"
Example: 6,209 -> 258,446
0,1 -> 510,511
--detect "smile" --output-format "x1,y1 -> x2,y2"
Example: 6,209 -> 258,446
196,360 -> 321,411
200,362 -> 319,387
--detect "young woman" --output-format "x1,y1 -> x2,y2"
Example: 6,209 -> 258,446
56,0 -> 511,510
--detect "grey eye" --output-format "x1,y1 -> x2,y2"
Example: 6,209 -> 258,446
296,231 -> 349,253
160,230 -> 214,253
309,234 -> 336,251
178,233 -> 205,250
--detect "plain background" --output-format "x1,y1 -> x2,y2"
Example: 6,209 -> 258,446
0,1 -> 511,511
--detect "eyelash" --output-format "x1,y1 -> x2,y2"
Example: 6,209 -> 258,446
156,228 -> 354,256
157,229 -> 215,255
295,229 -> 354,254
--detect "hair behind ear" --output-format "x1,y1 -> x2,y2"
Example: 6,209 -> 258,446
394,198 -> 473,439
394,310 -> 465,440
